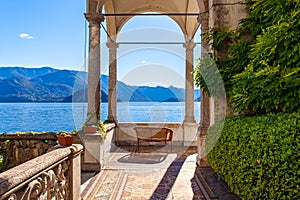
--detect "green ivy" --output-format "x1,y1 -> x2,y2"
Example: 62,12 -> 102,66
207,113 -> 300,199
231,0 -> 300,113
195,0 -> 300,114
194,54 -> 225,97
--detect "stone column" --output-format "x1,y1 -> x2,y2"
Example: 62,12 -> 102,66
198,89 -> 210,165
106,41 -> 119,123
84,13 -> 104,125
183,41 -> 196,123
209,1 -> 248,118
197,12 -> 211,166
82,13 -> 104,172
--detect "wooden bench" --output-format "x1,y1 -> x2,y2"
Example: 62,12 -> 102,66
133,127 -> 173,152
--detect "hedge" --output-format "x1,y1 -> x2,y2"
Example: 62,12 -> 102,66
207,113 -> 300,199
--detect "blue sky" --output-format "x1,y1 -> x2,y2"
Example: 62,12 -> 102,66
0,0 -> 86,69
0,0 -> 201,88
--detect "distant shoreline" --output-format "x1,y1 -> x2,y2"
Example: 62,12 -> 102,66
0,102 -> 201,133
0,101 -> 201,103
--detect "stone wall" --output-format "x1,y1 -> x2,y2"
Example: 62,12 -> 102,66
208,0 -> 249,121
115,122 -> 198,147
0,133 -> 58,171
0,124 -> 115,173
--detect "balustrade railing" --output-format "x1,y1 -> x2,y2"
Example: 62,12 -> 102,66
0,144 -> 83,200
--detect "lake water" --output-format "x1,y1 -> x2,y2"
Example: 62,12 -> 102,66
0,102 -> 200,133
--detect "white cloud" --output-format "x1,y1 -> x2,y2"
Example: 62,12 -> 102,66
19,33 -> 33,39
141,60 -> 147,64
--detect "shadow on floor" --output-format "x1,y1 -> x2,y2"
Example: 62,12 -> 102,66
148,147 -> 204,200
81,146 -> 207,200
118,152 -> 168,164
150,154 -> 187,199
81,172 -> 97,185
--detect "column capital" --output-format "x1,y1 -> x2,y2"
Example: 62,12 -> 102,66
106,41 -> 119,50
183,41 -> 196,51
198,12 -> 209,24
84,13 -> 104,26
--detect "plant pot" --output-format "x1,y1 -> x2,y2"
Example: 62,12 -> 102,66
83,126 -> 97,133
57,135 -> 73,146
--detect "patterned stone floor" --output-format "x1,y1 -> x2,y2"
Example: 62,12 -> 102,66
81,146 -> 206,200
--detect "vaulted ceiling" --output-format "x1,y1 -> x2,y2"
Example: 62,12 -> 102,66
87,0 -> 208,41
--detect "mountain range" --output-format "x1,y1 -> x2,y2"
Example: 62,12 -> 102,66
0,67 -> 200,102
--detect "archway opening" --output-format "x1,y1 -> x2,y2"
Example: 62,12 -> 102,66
103,13 -> 201,123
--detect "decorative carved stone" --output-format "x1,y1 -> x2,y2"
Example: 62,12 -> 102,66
3,161 -> 70,200
0,145 -> 83,200
7,194 -> 17,200
84,13 -> 104,26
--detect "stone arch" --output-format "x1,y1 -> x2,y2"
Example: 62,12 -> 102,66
115,12 -> 187,43
103,0 -> 202,42
114,11 -> 187,41
110,13 -> 199,124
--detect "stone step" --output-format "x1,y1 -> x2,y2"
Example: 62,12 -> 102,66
195,166 -> 241,200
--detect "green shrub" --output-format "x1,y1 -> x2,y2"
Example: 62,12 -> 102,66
207,113 -> 300,199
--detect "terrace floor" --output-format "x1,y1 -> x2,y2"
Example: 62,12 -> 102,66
80,145 -> 240,200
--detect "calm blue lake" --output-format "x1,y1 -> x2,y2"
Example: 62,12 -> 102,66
0,102 -> 200,133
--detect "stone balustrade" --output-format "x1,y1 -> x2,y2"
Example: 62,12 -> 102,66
0,144 -> 83,200
0,124 -> 116,173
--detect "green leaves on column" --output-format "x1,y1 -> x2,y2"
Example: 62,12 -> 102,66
198,0 -> 300,114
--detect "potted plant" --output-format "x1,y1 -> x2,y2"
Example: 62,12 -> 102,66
57,131 -> 74,146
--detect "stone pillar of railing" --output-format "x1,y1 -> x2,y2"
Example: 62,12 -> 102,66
0,144 -> 83,200
107,40 -> 119,123
84,13 -> 104,125
183,41 -> 196,123
81,123 -> 117,172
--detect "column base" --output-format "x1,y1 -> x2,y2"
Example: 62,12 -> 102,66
183,117 -> 196,123
196,155 -> 209,166
105,116 -> 118,124
182,122 -> 198,146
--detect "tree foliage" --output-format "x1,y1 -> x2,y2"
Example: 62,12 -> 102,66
195,0 -> 300,114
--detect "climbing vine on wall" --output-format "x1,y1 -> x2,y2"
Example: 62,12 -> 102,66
195,0 -> 300,114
